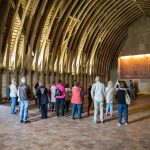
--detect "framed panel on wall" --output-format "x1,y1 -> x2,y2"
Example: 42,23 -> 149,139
119,54 -> 150,79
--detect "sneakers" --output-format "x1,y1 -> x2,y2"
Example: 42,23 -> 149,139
117,123 -> 128,126
118,123 -> 121,126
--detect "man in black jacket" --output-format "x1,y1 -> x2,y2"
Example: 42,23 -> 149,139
115,82 -> 128,126
18,77 -> 31,124
37,83 -> 48,119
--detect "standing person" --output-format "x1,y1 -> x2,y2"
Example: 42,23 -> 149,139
87,83 -> 93,117
9,79 -> 18,114
38,83 -> 48,119
34,80 -> 42,111
50,81 -> 56,111
6,84 -> 11,102
46,84 -> 51,111
17,88 -> 20,113
105,81 -> 115,117
91,76 -> 105,123
18,77 -> 31,124
64,84 -> 72,113
129,80 -> 135,100
34,80 -> 40,104
115,82 -> 128,126
71,81 -> 82,119
80,86 -> 85,113
55,80 -> 66,117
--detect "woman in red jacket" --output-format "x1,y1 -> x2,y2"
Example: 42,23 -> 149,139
71,81 -> 82,119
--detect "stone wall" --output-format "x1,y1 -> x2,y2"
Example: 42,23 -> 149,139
110,16 -> 150,94
121,16 -> 150,56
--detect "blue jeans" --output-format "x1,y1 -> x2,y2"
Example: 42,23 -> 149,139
20,100 -> 29,122
11,97 -> 17,114
106,103 -> 113,114
118,104 -> 128,124
72,104 -> 81,119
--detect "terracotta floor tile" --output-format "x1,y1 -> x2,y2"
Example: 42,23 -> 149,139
0,95 -> 150,150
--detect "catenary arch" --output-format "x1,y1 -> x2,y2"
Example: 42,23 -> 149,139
0,0 -> 150,90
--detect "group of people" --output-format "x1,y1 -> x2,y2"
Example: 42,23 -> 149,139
33,80 -> 84,120
9,77 -> 30,124
8,76 -> 135,126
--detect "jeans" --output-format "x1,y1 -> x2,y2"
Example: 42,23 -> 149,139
118,104 -> 128,124
20,100 -> 29,122
106,103 -> 113,114
11,97 -> 17,114
94,101 -> 104,122
72,104 -> 81,119
56,98 -> 64,116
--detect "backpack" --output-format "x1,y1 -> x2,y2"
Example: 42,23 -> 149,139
6,86 -> 10,97
55,88 -> 62,96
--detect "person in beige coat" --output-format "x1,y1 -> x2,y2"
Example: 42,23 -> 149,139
105,81 -> 115,117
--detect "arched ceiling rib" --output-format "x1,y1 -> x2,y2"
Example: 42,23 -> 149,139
0,0 -> 150,82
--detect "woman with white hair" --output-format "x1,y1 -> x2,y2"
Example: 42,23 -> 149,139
9,78 -> 18,114
91,76 -> 105,123
105,81 -> 115,117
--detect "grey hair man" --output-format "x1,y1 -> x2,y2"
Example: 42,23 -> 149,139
91,76 -> 105,123
18,77 -> 31,124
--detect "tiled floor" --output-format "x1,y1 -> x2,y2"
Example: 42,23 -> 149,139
0,95 -> 150,150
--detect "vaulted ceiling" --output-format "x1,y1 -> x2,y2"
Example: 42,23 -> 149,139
0,0 -> 150,82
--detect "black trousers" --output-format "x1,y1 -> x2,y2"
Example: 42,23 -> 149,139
41,104 -> 47,119
87,98 -> 93,114
64,100 -> 70,112
56,98 -> 64,117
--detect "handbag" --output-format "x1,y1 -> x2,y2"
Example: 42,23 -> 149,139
125,90 -> 131,105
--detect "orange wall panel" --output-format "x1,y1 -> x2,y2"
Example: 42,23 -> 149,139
120,55 -> 150,79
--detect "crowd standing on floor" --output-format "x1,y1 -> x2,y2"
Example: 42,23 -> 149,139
7,76 -> 137,126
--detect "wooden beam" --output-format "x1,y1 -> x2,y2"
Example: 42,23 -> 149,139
22,0 -> 39,70
131,0 -> 145,14
27,0 -> 48,75
0,0 -> 11,68
12,0 -> 32,72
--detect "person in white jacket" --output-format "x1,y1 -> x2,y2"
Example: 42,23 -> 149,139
105,81 -> 115,117
91,76 -> 105,123
50,81 -> 56,111
9,78 -> 18,114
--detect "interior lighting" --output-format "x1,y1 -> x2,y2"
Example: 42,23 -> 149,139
120,54 -> 150,59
